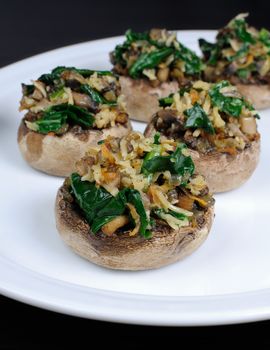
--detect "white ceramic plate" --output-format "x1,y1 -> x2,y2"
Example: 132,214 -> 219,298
0,31 -> 270,326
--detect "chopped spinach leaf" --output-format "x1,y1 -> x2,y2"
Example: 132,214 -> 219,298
227,43 -> 249,62
184,103 -> 215,134
125,29 -> 150,43
34,113 -> 67,134
129,47 -> 174,78
142,144 -> 194,184
175,44 -> 203,75
113,29 -> 202,78
209,81 -> 246,117
70,174 -> 151,238
232,19 -> 256,44
153,208 -> 187,221
33,104 -> 94,134
259,28 -> 270,47
38,66 -> 112,84
70,173 -> 113,225
49,87 -> 65,100
154,132 -> 161,144
159,87 -> 190,107
198,39 -> 219,65
113,42 -> 130,66
80,84 -> 117,106
236,67 -> 250,79
22,83 -> 35,96
159,94 -> 174,107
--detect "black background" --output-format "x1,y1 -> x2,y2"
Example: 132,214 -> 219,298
1,0 -> 270,67
1,0 -> 270,346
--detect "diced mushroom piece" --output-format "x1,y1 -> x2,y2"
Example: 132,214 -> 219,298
30,99 -> 53,113
229,39 -> 242,52
239,116 -> 257,135
157,67 -> 169,82
72,92 -> 96,109
33,81 -> 47,98
167,189 -> 179,204
103,90 -> 117,101
61,70 -> 86,84
219,85 -> 242,98
227,122 -> 249,141
76,156 -> 95,176
177,194 -> 194,211
32,88 -> 44,100
149,28 -> 163,41
19,96 -> 35,110
115,112 -> 128,124
101,215 -> 129,236
154,109 -> 185,138
258,57 -> 270,77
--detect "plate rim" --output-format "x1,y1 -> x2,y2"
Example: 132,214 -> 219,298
1,255 -> 270,326
1,30 -> 269,326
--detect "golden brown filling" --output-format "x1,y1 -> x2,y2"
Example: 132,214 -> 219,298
20,67 -> 128,135
199,13 -> 270,85
69,132 -> 213,238
155,80 -> 260,155
111,29 -> 203,86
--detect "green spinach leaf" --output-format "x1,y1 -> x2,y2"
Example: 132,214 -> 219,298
65,104 -> 95,127
113,42 -> 130,66
236,68 -> 250,79
22,83 -> 35,96
153,208 -> 187,221
175,44 -> 203,75
184,103 -> 215,134
159,87 -> 190,107
38,66 -> 112,84
198,39 -> 219,65
49,87 -> 65,100
209,81 -> 245,117
34,113 -> 67,134
70,174 -> 150,238
159,94 -> 174,107
70,173 -> 114,225
154,132 -> 161,144
118,188 -> 150,238
80,84 -> 117,106
129,47 -> 174,78
34,104 -> 94,134
227,43 -> 249,62
142,144 -> 194,184
259,28 -> 270,47
125,29 -> 150,43
91,196 -> 127,233
232,19 -> 256,44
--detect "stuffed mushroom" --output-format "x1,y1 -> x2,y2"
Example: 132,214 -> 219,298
110,29 -> 203,122
18,66 -> 131,176
55,132 -> 215,270
199,13 -> 270,109
145,80 -> 260,193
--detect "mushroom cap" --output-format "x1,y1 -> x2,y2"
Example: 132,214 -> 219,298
55,184 -> 214,271
144,121 -> 260,193
120,76 -> 179,122
236,83 -> 270,110
17,120 -> 131,177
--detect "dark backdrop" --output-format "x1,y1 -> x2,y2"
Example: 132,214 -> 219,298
1,0 -> 269,67
1,0 -> 270,346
